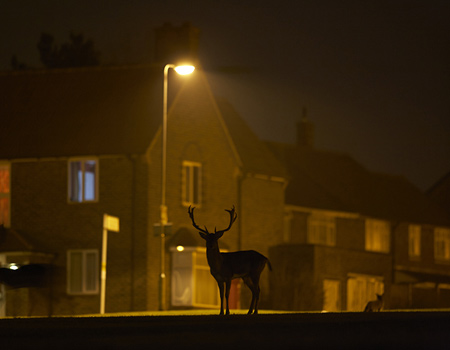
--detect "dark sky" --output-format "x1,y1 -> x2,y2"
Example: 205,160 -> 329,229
1,0 -> 449,191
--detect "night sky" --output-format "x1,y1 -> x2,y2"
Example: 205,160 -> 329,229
1,1 -> 449,191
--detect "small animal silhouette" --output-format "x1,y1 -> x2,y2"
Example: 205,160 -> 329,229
364,293 -> 384,312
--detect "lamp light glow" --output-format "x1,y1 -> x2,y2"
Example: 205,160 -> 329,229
9,263 -> 19,270
174,65 -> 195,75
176,245 -> 185,252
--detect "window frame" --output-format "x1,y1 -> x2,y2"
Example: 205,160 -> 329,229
68,158 -> 99,203
67,249 -> 99,295
434,227 -> 450,263
323,279 -> 341,312
307,212 -> 336,246
365,218 -> 390,253
0,162 -> 11,227
181,160 -> 202,207
170,247 -> 220,308
347,273 -> 384,311
408,224 -> 421,260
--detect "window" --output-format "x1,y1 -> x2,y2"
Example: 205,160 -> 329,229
193,249 -> 220,307
408,225 -> 421,259
435,227 -> 450,262
68,159 -> 98,203
347,274 -> 384,311
365,219 -> 390,253
307,212 -> 336,246
0,163 -> 10,227
323,279 -> 341,312
67,250 -> 99,294
283,211 -> 293,243
182,161 -> 201,206
171,247 -> 220,308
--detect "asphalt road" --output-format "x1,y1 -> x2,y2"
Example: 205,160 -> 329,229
1,311 -> 449,349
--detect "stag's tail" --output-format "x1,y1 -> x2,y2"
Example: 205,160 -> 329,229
266,259 -> 272,272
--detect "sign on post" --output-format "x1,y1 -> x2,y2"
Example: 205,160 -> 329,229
104,214 -> 120,232
101,214 -> 120,315
153,223 -> 173,237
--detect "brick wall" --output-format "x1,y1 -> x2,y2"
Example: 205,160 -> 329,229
9,155 -> 149,315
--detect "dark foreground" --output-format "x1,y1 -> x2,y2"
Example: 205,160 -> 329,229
1,311 -> 449,349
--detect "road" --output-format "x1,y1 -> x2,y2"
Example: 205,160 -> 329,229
0,311 -> 449,349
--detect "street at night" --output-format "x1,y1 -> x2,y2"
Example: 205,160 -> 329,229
1,0 -> 450,337
1,311 -> 449,349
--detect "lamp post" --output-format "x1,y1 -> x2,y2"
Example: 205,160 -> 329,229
160,63 -> 195,311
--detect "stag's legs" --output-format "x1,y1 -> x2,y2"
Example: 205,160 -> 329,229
225,280 -> 232,315
217,280 -> 225,315
243,276 -> 260,315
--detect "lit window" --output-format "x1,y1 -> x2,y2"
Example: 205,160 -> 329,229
0,163 -> 10,227
308,212 -> 336,246
193,249 -> 220,307
171,247 -> 220,308
434,227 -> 450,262
323,279 -> 341,312
68,159 -> 98,203
408,225 -> 421,259
347,274 -> 384,311
67,250 -> 99,294
365,219 -> 390,253
182,161 -> 201,206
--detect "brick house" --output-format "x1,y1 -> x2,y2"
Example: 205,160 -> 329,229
267,118 -> 450,311
0,64 -> 287,316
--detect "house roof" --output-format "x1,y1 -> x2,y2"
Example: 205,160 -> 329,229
0,65 -> 286,179
266,142 -> 450,226
214,97 -> 287,179
0,65 -> 163,158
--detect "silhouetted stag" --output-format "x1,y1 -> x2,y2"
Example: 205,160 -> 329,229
188,205 -> 272,315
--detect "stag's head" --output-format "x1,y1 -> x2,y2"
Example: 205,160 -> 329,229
188,206 -> 237,247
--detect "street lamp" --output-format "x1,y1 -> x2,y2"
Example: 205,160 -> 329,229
160,63 -> 195,311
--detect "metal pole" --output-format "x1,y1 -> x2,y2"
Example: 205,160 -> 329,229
160,64 -> 174,311
101,214 -> 108,314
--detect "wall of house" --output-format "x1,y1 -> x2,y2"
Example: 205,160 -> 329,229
9,155 -> 149,316
337,217 -> 366,250
146,70 -> 241,310
271,209 -> 392,311
269,244 -> 391,311
288,211 -> 308,244
391,223 -> 450,309
240,175 -> 285,309
393,223 -> 450,274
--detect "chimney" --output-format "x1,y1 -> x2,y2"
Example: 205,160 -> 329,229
296,107 -> 314,148
154,22 -> 200,64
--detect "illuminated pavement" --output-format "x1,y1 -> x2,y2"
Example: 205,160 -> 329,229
1,310 -> 450,349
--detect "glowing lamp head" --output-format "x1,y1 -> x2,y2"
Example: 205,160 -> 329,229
174,65 -> 195,75
176,245 -> 185,252
9,263 -> 19,270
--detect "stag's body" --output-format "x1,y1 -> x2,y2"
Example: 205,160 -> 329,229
188,206 -> 271,315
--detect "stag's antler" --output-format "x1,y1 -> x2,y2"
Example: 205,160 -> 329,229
214,206 -> 237,238
188,206 -> 210,235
